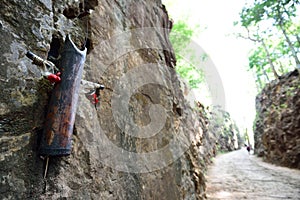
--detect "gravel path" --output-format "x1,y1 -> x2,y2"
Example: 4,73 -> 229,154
206,149 -> 300,200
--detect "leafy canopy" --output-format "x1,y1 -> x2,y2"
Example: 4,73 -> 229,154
236,0 -> 300,91
170,20 -> 204,88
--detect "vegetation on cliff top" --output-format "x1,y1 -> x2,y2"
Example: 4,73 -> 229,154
169,20 -> 204,89
235,0 -> 300,91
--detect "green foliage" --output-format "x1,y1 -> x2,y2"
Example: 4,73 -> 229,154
280,103 -> 288,109
170,20 -> 204,88
241,0 -> 299,27
236,0 -> 300,92
170,20 -> 194,51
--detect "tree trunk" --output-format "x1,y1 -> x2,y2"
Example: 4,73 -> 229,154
279,23 -> 300,68
262,67 -> 270,83
277,6 -> 300,69
296,35 -> 300,46
255,74 -> 264,92
279,62 -> 285,74
261,40 -> 279,79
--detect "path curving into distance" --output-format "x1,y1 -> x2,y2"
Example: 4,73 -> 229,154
206,149 -> 300,200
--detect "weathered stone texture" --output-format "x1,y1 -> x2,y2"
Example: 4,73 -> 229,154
0,0 -> 212,199
206,106 -> 243,153
254,69 -> 300,169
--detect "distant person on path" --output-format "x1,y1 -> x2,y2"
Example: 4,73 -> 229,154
246,145 -> 251,155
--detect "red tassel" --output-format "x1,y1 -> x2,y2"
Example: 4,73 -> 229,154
47,72 -> 61,83
92,93 -> 99,104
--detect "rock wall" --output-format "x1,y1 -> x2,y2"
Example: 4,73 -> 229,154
207,106 -> 243,153
254,69 -> 300,169
0,0 -> 213,199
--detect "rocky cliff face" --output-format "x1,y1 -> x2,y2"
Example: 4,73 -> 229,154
206,106 -> 243,153
191,103 -> 243,167
0,0 -> 213,199
254,69 -> 300,169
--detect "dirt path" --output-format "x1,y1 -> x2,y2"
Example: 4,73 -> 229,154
206,149 -> 300,200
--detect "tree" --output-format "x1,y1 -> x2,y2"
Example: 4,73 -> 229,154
268,0 -> 300,67
169,20 -> 204,88
238,25 -> 280,81
236,0 -> 300,91
249,46 -> 270,89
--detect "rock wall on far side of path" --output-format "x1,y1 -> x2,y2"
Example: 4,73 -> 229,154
254,69 -> 300,169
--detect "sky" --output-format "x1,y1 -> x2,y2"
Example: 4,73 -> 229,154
162,0 -> 257,142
